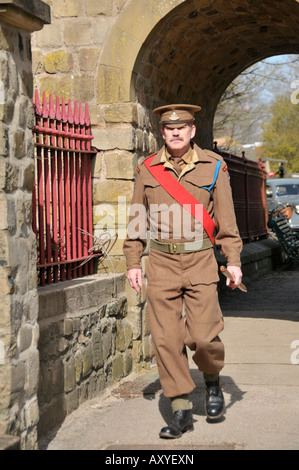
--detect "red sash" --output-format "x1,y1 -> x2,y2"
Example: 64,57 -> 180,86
143,155 -> 215,244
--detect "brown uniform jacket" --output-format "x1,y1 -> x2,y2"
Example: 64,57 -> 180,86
123,143 -> 242,270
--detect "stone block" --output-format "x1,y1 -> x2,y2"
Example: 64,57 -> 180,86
112,352 -> 124,381
73,73 -> 95,103
82,343 -> 93,378
0,295 -> 10,329
103,103 -> 136,123
64,19 -> 93,46
18,325 -> 32,353
11,361 -> 25,394
93,201 -> 128,237
92,330 -> 103,369
64,357 -> 75,392
92,125 -> 134,152
52,0 -> 82,18
51,359 -> 64,396
91,152 -> 102,177
0,125 -> 8,156
64,389 -> 79,416
33,24 -> 63,48
106,296 -> 127,318
116,322 -> 125,352
107,238 -> 128,257
123,350 -> 133,376
22,163 -> 35,192
4,162 -> 19,192
92,17 -> 110,45
39,74 -> 72,101
74,352 -> 82,383
96,65 -> 131,103
105,150 -> 137,180
23,398 -> 39,429
44,50 -> 74,74
115,0 -> 160,42
126,306 -> 142,340
0,267 -> 14,296
101,321 -> 112,361
78,47 -> 98,71
100,27 -> 141,72
93,180 -> 134,204
86,0 -> 113,16
131,340 -> 143,365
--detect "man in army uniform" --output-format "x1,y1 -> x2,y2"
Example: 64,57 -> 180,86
123,104 -> 243,439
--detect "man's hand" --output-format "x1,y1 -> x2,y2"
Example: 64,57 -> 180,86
226,266 -> 243,290
127,268 -> 142,293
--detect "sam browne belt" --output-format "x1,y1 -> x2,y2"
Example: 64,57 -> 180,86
150,238 -> 213,254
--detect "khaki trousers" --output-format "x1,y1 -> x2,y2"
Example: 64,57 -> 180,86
146,248 -> 225,398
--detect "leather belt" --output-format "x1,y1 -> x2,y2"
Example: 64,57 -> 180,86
150,238 -> 213,254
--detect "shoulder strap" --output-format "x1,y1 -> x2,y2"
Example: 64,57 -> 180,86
143,156 -> 215,244
200,160 -> 221,194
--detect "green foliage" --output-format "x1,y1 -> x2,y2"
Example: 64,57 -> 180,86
261,93 -> 299,172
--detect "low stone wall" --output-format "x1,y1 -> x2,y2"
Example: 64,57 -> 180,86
37,273 -> 133,436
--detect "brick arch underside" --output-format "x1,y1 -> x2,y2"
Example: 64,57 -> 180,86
100,0 -> 299,149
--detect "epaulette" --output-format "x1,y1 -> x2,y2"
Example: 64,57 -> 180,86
203,149 -> 224,162
204,150 -> 228,173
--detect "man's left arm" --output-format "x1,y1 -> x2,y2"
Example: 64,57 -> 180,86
213,160 -> 243,287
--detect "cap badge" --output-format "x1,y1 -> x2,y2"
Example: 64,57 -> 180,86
168,111 -> 180,121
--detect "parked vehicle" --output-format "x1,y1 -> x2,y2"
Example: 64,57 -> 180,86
266,178 -> 299,236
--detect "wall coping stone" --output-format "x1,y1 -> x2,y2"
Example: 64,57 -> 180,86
38,273 -> 126,321
0,0 -> 51,32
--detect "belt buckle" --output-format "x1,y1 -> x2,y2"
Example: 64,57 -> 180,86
170,242 -> 179,254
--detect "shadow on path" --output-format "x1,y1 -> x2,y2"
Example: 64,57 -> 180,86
219,265 -> 299,321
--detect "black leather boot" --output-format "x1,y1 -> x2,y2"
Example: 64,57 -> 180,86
159,409 -> 194,439
205,379 -> 225,421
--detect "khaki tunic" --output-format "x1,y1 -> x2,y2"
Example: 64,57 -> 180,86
123,143 -> 242,270
123,143 -> 243,397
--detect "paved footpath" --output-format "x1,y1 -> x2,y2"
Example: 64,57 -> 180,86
40,265 -> 299,451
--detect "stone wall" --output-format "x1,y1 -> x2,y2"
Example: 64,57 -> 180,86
31,0 -> 158,370
31,1 -> 299,378
37,273 -> 133,436
0,0 -> 50,450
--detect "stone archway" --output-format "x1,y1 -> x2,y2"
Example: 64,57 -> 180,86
98,0 -> 299,149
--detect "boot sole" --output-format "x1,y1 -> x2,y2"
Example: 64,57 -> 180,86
159,424 -> 194,439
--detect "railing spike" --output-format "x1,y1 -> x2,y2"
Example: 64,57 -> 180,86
84,103 -> 90,126
67,98 -> 73,124
61,97 -> 67,122
34,88 -> 41,115
42,91 -> 49,118
79,101 -> 85,126
73,100 -> 79,125
49,93 -> 55,118
55,95 -> 61,120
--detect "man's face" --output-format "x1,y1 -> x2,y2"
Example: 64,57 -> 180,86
162,124 -> 196,156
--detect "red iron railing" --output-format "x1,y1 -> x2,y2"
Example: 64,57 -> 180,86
32,90 -> 97,286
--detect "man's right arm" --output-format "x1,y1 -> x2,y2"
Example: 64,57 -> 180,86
123,166 -> 147,286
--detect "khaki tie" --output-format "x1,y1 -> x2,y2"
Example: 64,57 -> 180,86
171,157 -> 184,176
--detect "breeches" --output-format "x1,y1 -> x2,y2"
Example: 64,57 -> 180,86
146,248 -> 224,398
